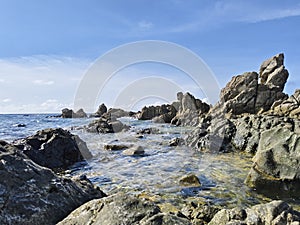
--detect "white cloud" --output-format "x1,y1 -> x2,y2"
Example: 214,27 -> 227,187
33,79 -> 54,85
2,98 -> 12,103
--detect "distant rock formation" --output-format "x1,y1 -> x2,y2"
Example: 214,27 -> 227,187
61,108 -> 87,118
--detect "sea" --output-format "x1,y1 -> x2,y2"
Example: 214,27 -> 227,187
0,113 -> 279,208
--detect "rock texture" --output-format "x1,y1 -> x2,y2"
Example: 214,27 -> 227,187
61,108 -> 87,118
138,104 -> 177,123
92,103 -> 107,117
0,141 -> 105,225
245,127 -> 300,197
13,128 -> 92,170
57,193 -> 191,225
171,92 -> 210,126
208,200 -> 300,225
86,117 -> 130,133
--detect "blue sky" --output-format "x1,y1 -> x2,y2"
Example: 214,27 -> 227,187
0,0 -> 300,113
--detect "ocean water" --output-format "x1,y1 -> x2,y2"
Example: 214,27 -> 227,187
0,114 -> 266,208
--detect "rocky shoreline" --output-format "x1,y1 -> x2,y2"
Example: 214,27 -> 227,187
1,53 -> 300,224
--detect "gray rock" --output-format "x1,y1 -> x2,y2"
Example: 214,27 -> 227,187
61,108 -> 87,118
94,103 -> 107,117
179,174 -> 201,187
0,141 -> 106,225
104,143 -> 129,151
209,200 -> 300,225
13,128 -> 92,170
86,117 -> 130,133
138,104 -> 177,123
58,193 -> 190,225
245,127 -> 300,197
122,145 -> 145,156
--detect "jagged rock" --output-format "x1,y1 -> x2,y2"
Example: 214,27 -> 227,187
138,104 -> 177,123
61,108 -> 87,118
171,92 -> 210,126
260,53 -> 289,91
208,200 -> 300,225
270,89 -> 300,119
245,127 -> 300,197
86,117 -> 130,133
94,103 -> 107,117
13,128 -> 92,170
181,201 -> 221,224
0,141 -> 106,225
57,193 -> 191,225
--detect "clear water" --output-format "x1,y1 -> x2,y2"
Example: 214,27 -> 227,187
0,114 -> 285,209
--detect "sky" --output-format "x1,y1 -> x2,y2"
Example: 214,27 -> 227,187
0,0 -> 299,113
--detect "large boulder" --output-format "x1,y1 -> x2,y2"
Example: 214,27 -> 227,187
0,141 -> 106,225
57,193 -> 191,225
245,127 -> 300,197
93,103 -> 107,117
138,104 -> 177,123
171,92 -> 210,126
209,200 -> 300,225
13,128 -> 92,170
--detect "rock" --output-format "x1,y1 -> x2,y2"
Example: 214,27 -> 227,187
181,201 -> 221,225
171,92 -> 210,126
136,127 -> 160,135
104,144 -> 129,151
93,103 -> 107,117
0,141 -> 106,225
245,127 -> 300,197
61,108 -> 87,118
208,200 -> 300,225
122,145 -> 145,156
169,137 -> 184,146
86,117 -> 130,133
58,193 -> 191,225
270,89 -> 300,119
14,123 -> 26,127
138,104 -> 177,123
259,53 -> 289,91
13,128 -> 92,170
103,108 -> 134,120
179,174 -> 201,187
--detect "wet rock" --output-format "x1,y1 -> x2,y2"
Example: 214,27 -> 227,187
169,137 -> 184,146
245,127 -> 300,197
171,92 -> 210,126
86,117 -> 130,133
208,200 -> 300,225
61,108 -> 87,118
13,128 -> 92,170
104,108 -> 134,120
122,145 -> 145,156
137,127 -> 160,135
104,143 -> 129,151
58,193 -> 191,225
14,123 -> 26,127
179,174 -> 201,187
0,141 -> 106,225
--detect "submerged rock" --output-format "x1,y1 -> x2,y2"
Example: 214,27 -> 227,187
57,193 -> 191,225
208,200 -> 300,225
13,128 -> 92,170
0,141 -> 106,225
122,145 -> 145,156
179,174 -> 201,187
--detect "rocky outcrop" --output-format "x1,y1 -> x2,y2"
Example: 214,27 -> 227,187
86,117 -> 130,133
208,200 -> 300,225
58,193 -> 191,225
245,127 -> 300,197
0,141 -> 106,225
92,103 -> 107,117
210,53 -> 288,116
171,92 -> 210,126
13,128 -> 92,170
269,89 -> 300,119
138,104 -> 177,123
61,108 -> 87,118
